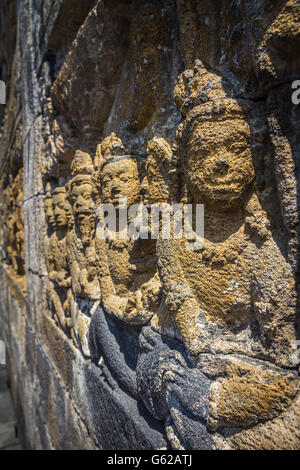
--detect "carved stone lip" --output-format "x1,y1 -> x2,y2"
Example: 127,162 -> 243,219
208,183 -> 234,190
207,178 -> 245,188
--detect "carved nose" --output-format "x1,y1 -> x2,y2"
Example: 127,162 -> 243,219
74,197 -> 85,209
111,185 -> 121,196
140,178 -> 148,196
215,157 -> 229,173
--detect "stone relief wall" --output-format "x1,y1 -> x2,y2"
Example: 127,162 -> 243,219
0,0 -> 299,450
3,168 -> 26,288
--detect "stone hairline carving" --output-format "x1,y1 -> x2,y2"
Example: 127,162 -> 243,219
53,186 -> 67,195
44,184 -> 66,195
98,154 -> 138,168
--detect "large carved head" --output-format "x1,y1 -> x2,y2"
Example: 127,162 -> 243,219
44,183 -> 56,230
52,187 -> 68,230
97,133 -> 141,210
175,61 -> 255,212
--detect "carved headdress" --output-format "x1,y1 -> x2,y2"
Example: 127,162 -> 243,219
174,59 -> 248,117
96,133 -> 133,171
53,186 -> 67,196
69,150 -> 94,200
71,150 -> 94,178
44,182 -> 53,200
174,60 -> 253,148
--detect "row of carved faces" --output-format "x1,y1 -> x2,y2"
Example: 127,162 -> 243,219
45,115 -> 255,235
44,155 -> 142,237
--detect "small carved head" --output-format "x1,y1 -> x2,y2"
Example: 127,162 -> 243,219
70,150 -> 94,218
97,133 -> 141,209
52,187 -> 68,229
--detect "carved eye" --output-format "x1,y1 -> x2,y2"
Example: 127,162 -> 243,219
189,139 -> 210,155
230,142 -> 248,153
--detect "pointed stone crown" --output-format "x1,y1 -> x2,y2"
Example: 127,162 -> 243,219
96,133 -> 135,173
71,150 -> 94,177
174,59 -> 250,121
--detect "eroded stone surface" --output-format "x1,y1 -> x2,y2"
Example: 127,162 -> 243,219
0,0 -> 299,450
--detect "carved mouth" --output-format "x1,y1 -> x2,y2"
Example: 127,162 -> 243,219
208,176 -> 243,187
111,197 -> 124,202
211,184 -> 232,190
75,209 -> 92,216
111,199 -> 126,208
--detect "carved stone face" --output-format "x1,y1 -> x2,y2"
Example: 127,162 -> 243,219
53,191 -> 68,229
44,196 -> 55,229
70,175 -> 94,218
186,119 -> 254,211
101,159 -> 140,209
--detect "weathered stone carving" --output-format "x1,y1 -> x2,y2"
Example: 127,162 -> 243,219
136,61 -> 300,449
44,150 -> 101,353
95,133 -> 160,326
42,57 -> 300,449
67,150 -> 100,301
3,0 -> 298,450
65,150 -> 100,355
44,183 -> 56,233
148,62 -> 295,365
89,134 -> 176,398
46,186 -> 71,331
152,62 -> 297,366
